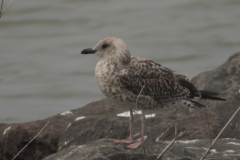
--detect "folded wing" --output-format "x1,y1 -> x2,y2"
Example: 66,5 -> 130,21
120,58 -> 191,105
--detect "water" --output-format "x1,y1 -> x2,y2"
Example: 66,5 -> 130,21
0,0 -> 239,123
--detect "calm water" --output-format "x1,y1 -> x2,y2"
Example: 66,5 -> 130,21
0,0 -> 240,123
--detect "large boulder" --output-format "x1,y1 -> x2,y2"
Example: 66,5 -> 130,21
1,52 -> 240,160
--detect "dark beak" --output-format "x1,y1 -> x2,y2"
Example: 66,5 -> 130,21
81,48 -> 97,54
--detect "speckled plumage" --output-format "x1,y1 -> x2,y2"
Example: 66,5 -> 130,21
81,37 -> 225,110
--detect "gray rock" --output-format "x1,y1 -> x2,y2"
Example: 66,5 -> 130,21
191,52 -> 240,139
44,138 -> 240,160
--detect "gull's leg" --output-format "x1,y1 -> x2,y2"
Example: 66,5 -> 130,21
114,108 -> 134,144
127,110 -> 145,149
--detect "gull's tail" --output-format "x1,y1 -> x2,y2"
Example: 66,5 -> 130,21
186,90 -> 227,108
199,90 -> 227,101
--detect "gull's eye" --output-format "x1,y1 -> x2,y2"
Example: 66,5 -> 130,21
102,43 -> 109,49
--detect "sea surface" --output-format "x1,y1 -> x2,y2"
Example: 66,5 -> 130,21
0,0 -> 240,123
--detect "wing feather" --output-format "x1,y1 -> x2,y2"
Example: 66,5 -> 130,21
120,58 -> 190,105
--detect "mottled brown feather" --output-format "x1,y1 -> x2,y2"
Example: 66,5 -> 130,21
120,59 -> 191,105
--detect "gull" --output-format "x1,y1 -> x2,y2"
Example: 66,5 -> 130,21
81,37 -> 226,149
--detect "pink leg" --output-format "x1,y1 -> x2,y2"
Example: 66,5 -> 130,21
114,109 -> 134,144
127,110 -> 145,149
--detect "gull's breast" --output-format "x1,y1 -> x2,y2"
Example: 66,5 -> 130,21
95,59 -> 123,99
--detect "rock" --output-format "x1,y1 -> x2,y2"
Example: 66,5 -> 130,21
0,114 -> 76,160
191,52 -> 240,139
1,52 -> 240,160
43,138 -> 240,160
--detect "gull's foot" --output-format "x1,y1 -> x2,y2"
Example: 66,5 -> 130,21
126,140 -> 142,149
113,139 -> 133,144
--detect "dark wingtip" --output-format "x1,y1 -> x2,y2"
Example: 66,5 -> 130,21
81,48 -> 97,54
200,90 -> 227,101
201,96 -> 227,101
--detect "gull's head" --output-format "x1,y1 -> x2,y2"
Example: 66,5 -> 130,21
81,37 -> 131,64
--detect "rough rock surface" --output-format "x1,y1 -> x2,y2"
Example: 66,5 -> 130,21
43,138 -> 240,160
0,114 -> 75,160
191,52 -> 240,139
0,52 -> 240,160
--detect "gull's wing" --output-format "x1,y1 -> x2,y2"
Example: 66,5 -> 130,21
119,58 -> 192,105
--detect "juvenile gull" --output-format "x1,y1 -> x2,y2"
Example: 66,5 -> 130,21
81,37 -> 226,149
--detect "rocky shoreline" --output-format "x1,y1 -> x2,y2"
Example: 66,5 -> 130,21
1,53 -> 240,160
